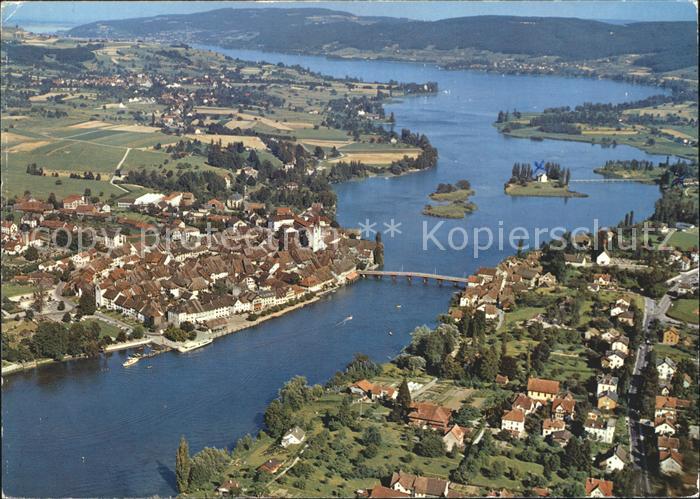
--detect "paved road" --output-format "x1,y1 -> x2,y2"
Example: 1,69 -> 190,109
626,294 -> 657,495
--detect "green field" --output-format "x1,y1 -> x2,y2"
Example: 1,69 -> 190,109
667,299 -> 699,324
82,319 -> 122,339
1,283 -> 37,298
667,228 -> 699,251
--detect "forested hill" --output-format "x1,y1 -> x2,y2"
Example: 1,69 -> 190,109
67,8 -> 696,67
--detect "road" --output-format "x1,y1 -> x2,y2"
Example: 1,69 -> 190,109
110,148 -> 131,193
624,267 -> 696,496
649,268 -> 699,329
626,292 -> 659,495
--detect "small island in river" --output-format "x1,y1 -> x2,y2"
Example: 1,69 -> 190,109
422,180 -> 477,218
504,161 -> 587,198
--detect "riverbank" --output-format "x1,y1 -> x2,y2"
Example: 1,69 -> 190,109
1,337 -> 156,377
593,167 -> 663,184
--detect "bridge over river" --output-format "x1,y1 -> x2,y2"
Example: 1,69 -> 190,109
358,270 -> 469,286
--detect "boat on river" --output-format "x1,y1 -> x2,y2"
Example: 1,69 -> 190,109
176,338 -> 213,353
122,356 -> 140,367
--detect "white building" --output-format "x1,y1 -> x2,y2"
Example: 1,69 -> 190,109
596,250 -> 612,266
501,409 -> 525,437
585,417 -> 616,444
596,374 -> 618,397
280,427 -> 306,448
134,193 -> 165,206
656,357 -> 677,381
599,445 -> 628,473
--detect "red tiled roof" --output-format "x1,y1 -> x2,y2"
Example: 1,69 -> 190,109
585,478 -> 613,497
527,377 -> 560,395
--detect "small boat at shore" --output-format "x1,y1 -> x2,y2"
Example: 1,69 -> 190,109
122,356 -> 140,367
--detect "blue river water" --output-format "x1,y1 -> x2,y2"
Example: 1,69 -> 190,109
2,47 -> 670,497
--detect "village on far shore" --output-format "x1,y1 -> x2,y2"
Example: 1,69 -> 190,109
173,220 -> 698,498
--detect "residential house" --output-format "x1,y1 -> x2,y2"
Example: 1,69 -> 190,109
661,327 -> 680,346
280,427 -> 306,448
585,478 -> 614,497
1,221 -> 18,236
585,417 -> 616,443
592,273 -> 612,287
511,393 -> 539,414
596,250 -> 612,266
542,418 -> 565,438
601,350 -> 627,370
369,485 -> 410,498
610,298 -> 630,317
62,194 -> 87,210
617,311 -> 635,327
442,425 -> 466,452
216,479 -> 241,496
564,253 -> 588,267
97,228 -> 126,249
548,430 -> 573,447
598,445 -> 628,473
655,396 -> 690,418
349,379 -> 397,402
596,374 -> 619,397
527,378 -> 560,402
257,459 -> 283,474
597,392 -> 619,411
659,450 -> 683,476
407,403 -> 452,431
656,357 -> 677,382
610,336 -> 629,355
538,272 -> 557,288
551,394 -> 576,420
501,409 -> 525,437
390,471 -> 450,498
657,436 -> 679,451
654,417 -> 677,436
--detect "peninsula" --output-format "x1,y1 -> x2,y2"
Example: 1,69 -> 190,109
505,162 -> 587,198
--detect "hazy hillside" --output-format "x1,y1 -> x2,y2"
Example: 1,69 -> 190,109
67,8 -> 697,68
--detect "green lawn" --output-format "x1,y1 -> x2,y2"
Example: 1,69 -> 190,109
667,299 -> 699,324
422,202 -> 476,219
502,306 -> 544,330
82,319 -> 122,338
1,283 -> 37,298
667,228 -> 699,251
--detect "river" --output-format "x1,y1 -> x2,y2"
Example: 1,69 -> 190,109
2,47 -> 670,497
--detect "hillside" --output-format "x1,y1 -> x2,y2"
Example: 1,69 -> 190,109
67,8 -> 697,69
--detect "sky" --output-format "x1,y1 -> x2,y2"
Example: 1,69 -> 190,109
1,0 -> 698,28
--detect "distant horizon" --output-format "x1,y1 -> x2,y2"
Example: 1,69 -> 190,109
2,0 -> 698,30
